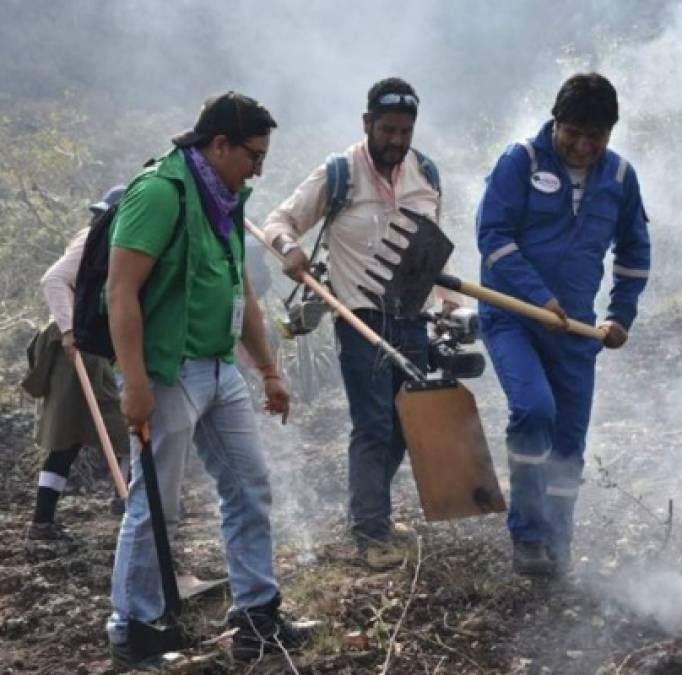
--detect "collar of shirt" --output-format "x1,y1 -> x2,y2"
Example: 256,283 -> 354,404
360,139 -> 405,209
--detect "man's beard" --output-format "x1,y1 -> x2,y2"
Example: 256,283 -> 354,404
368,139 -> 409,169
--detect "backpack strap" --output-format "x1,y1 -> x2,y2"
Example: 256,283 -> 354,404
325,153 -> 351,218
520,139 -> 539,174
411,148 -> 441,194
284,154 -> 349,308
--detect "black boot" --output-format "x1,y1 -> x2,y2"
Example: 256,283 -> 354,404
512,541 -> 556,577
547,545 -> 572,577
227,593 -> 321,662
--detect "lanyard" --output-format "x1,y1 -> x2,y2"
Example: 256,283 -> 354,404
360,143 -> 404,210
223,238 -> 241,289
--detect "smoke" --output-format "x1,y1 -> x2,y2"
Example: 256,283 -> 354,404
3,0 -> 682,627
608,564 -> 682,634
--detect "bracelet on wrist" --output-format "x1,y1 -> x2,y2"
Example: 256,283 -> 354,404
263,374 -> 280,381
257,363 -> 277,376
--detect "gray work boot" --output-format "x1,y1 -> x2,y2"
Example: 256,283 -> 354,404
512,541 -> 556,577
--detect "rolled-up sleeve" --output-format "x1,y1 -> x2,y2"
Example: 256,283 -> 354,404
40,227 -> 89,333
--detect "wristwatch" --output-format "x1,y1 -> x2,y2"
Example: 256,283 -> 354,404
280,241 -> 300,256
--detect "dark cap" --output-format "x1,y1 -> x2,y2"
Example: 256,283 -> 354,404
172,91 -> 277,148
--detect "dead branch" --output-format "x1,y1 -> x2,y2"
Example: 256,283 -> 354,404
380,535 -> 423,675
594,454 -> 673,528
273,631 -> 301,675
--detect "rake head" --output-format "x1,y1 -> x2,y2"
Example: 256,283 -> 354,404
358,207 -> 454,317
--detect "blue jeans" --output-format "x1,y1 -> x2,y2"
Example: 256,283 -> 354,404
335,311 -> 428,542
107,359 -> 278,645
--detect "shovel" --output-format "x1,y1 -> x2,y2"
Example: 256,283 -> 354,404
245,219 -> 506,521
394,207 -> 605,341
360,207 -> 607,518
125,424 -> 230,662
73,350 -> 128,498
127,424 -> 187,661
75,354 -> 228,591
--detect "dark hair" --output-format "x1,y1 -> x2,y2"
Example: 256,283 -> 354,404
367,77 -> 419,117
551,73 -> 619,129
172,91 -> 277,148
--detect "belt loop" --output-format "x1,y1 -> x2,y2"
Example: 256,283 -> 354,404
214,358 -> 220,380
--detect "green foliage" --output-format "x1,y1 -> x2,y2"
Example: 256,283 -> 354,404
0,93 -> 183,376
0,97 -> 100,367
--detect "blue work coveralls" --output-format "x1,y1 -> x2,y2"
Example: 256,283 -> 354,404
476,120 -> 650,556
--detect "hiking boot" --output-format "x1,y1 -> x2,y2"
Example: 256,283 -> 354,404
512,541 -> 556,578
359,540 -> 407,571
390,522 -> 418,544
227,592 -> 321,662
109,641 -> 165,673
26,521 -> 75,542
547,547 -> 572,577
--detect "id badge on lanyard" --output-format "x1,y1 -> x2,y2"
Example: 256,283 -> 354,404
224,234 -> 244,338
231,283 -> 245,338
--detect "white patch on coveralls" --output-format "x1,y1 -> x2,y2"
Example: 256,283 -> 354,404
530,171 -> 561,194
508,448 -> 551,465
486,242 -> 519,269
546,484 -> 580,498
613,264 -> 650,279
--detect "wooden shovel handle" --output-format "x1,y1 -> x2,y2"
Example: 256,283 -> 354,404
245,220 -> 385,347
440,274 -> 605,341
73,351 -> 129,498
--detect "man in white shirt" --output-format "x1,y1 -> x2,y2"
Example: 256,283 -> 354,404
264,78 -> 459,568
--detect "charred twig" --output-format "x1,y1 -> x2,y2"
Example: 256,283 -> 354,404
432,655 -> 448,675
423,633 -> 486,673
442,610 -> 480,639
0,312 -> 36,332
594,455 -> 673,528
379,535 -> 424,674
660,498 -> 674,553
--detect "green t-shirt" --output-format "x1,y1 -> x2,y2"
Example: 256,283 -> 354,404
111,173 -> 243,363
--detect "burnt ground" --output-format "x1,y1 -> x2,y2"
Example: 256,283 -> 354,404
1,309 -> 682,674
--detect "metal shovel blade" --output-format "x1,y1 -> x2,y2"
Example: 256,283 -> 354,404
177,574 -> 229,602
358,207 -> 454,318
128,617 -> 188,663
128,429 -> 187,660
396,380 -> 506,521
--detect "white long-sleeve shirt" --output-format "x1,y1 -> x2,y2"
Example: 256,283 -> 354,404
40,227 -> 88,333
264,141 -> 461,310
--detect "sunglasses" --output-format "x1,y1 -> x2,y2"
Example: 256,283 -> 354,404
239,143 -> 267,166
373,93 -> 419,109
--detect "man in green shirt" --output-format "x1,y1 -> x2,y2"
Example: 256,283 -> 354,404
105,92 -> 318,669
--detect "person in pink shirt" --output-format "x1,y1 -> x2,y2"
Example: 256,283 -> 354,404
26,186 -> 130,545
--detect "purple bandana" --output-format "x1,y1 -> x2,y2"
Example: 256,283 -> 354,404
182,146 -> 240,243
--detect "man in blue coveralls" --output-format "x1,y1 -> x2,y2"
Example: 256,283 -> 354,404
477,73 -> 650,576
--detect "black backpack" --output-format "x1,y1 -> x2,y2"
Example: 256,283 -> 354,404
73,174 -> 185,360
72,205 -> 120,359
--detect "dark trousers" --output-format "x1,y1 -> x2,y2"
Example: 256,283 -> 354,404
335,310 -> 428,542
